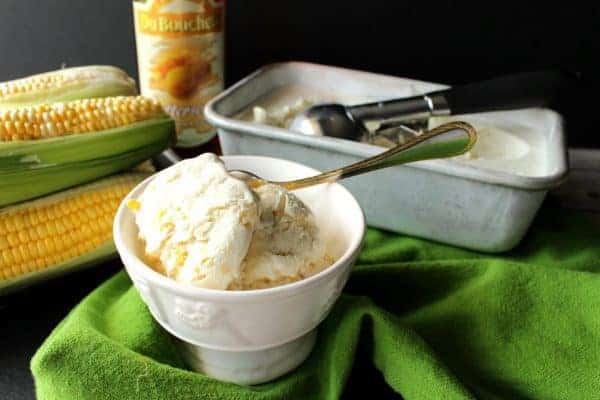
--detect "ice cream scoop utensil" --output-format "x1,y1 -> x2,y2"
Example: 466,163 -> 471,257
289,70 -> 575,139
231,121 -> 476,190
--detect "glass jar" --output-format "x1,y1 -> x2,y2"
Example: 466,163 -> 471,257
133,0 -> 225,151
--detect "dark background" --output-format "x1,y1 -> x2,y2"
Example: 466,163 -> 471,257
0,1 -> 598,399
0,1 -> 598,146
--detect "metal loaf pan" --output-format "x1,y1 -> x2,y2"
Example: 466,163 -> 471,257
205,62 -> 568,252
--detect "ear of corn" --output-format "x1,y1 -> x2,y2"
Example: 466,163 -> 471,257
0,172 -> 148,294
0,95 -> 165,142
0,66 -> 137,109
0,66 -> 174,293
0,96 -> 176,206
0,116 -> 173,170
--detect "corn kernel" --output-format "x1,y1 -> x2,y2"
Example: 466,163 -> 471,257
127,199 -> 141,211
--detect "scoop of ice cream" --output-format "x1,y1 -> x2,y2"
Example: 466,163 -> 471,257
133,153 -> 259,289
230,184 -> 332,290
251,97 -> 315,129
132,154 -> 332,290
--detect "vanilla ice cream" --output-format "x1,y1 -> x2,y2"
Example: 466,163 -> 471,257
237,85 -> 550,177
230,184 -> 332,290
237,84 -> 342,129
130,153 -> 332,290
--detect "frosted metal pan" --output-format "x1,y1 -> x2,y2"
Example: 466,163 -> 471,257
205,62 -> 567,252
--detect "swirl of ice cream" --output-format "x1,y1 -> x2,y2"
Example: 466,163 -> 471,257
231,183 -> 331,290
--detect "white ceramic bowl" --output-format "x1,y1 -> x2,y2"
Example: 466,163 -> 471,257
113,155 -> 365,384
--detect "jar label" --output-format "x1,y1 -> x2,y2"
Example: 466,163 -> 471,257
133,0 -> 225,147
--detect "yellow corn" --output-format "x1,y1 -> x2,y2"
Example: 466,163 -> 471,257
0,172 -> 147,281
0,96 -> 165,142
1,70 -> 84,98
0,65 -> 137,107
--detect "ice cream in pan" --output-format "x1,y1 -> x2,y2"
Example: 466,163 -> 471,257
129,153 -> 332,290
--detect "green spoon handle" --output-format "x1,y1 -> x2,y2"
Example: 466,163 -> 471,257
278,121 -> 477,190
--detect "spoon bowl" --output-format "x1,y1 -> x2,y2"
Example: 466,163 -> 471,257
289,103 -> 368,138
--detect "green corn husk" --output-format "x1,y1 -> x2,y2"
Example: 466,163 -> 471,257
0,117 -> 175,171
0,117 -> 175,206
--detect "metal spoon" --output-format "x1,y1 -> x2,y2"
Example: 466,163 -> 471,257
231,121 -> 476,190
289,70 -> 575,139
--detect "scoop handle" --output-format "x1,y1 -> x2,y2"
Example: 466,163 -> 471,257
348,70 -> 577,121
430,69 -> 577,115
278,121 -> 477,190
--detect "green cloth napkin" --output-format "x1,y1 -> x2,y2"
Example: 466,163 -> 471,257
31,207 -> 600,399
